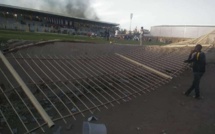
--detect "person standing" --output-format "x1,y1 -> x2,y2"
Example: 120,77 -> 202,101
139,27 -> 144,45
105,28 -> 110,41
184,44 -> 206,99
115,29 -> 118,38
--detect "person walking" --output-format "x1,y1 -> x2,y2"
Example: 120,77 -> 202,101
184,44 -> 206,99
139,27 -> 144,45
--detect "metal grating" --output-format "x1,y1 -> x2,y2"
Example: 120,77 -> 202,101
0,42 -> 212,133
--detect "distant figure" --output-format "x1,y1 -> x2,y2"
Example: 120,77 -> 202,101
115,29 -> 118,38
139,27 -> 144,45
105,28 -> 110,41
184,44 -> 206,99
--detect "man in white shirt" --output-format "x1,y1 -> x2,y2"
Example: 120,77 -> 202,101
115,29 -> 118,38
139,27 -> 144,45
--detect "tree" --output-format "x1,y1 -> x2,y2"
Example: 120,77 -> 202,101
119,28 -> 127,34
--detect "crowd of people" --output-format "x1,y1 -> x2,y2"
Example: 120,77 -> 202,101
0,12 -> 117,37
1,12 -> 156,44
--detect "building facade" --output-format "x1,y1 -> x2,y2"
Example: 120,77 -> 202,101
0,4 -> 118,36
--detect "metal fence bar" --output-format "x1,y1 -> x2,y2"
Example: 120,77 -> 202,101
11,53 -> 67,123
115,53 -> 173,79
47,54 -> 122,102
120,47 -> 171,68
64,55 -> 120,105
57,56 -> 138,97
57,57 -> 115,107
46,55 -> 102,111
79,55 -> 149,92
0,69 -> 45,132
84,61 -> 140,97
54,56 -> 110,109
0,51 -> 54,128
86,55 -> 156,92
43,55 -> 95,113
0,109 -> 13,134
102,56 -> 165,90
35,55 -> 86,117
123,47 -> 189,76
139,48 -> 187,72
106,54 -> 169,81
58,54 -> 134,99
0,86 -> 29,132
136,48 -> 187,69
68,55 -> 137,100
71,57 -> 125,103
73,55 -> 145,93
69,56 -> 133,100
23,53 -> 76,119
54,55 -> 110,110
112,55 -> 170,84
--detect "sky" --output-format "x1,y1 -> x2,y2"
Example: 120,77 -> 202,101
1,0 -> 215,30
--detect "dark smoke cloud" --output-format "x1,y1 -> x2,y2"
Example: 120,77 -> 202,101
41,0 -> 99,20
1,0 -> 99,20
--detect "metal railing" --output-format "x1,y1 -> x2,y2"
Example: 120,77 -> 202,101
0,43 -> 212,133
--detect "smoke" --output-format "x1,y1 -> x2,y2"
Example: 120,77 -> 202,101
41,0 -> 99,20
1,0 -> 99,20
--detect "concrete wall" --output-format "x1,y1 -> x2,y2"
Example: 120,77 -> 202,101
150,26 -> 215,38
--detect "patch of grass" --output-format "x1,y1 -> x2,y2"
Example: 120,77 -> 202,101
0,29 -> 166,46
113,39 -> 166,46
0,29 -> 98,42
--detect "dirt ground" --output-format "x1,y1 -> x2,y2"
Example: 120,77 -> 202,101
51,47 -> 215,134
95,47 -> 215,134
96,67 -> 215,134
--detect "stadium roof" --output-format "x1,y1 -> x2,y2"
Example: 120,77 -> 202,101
0,4 -> 119,26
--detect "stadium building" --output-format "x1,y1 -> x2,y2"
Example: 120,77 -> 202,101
0,4 -> 119,36
150,25 -> 215,38
1,4 -> 215,134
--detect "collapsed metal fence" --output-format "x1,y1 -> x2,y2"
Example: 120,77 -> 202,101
0,42 -> 212,133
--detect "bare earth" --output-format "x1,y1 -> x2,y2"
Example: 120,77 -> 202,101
54,47 -> 215,134
97,65 -> 215,134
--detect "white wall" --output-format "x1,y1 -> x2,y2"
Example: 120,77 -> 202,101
150,26 -> 215,38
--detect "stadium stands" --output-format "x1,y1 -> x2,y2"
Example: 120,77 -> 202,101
0,4 -> 118,36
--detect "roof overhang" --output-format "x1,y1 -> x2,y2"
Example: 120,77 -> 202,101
0,4 -> 119,26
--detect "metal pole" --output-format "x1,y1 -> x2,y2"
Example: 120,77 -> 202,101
130,20 -> 132,33
130,13 -> 133,33
0,51 -> 54,128
115,53 -> 173,79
